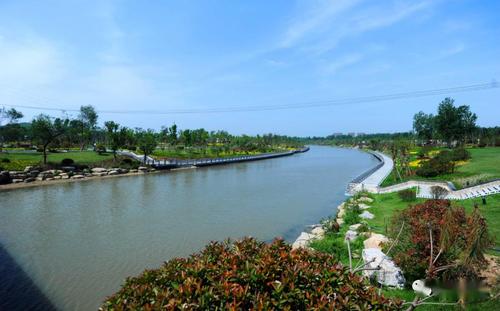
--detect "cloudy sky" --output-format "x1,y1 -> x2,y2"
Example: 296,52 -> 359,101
0,0 -> 499,136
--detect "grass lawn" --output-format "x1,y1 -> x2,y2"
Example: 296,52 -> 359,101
0,151 -> 115,170
380,147 -> 500,188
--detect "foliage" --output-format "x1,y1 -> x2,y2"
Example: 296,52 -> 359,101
60,158 -> 75,166
387,200 -> 493,284
434,98 -> 477,146
343,204 -> 361,226
398,189 -> 417,202
103,237 -> 400,310
95,143 -> 107,155
31,114 -> 70,164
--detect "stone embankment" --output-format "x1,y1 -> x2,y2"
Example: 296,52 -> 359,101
0,166 -> 156,188
292,195 -> 405,288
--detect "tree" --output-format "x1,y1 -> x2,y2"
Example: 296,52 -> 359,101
0,108 -> 24,151
413,111 -> 435,143
434,98 -> 477,147
31,114 -> 69,164
136,129 -> 157,163
78,105 -> 98,150
104,121 -> 125,160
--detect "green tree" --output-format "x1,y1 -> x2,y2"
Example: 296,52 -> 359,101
78,105 -> 98,150
136,129 -> 157,163
31,114 -> 69,164
435,98 -> 477,147
0,107 -> 24,150
413,111 -> 435,142
104,121 -> 125,160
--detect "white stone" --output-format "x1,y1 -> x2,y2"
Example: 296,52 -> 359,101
71,175 -> 84,179
358,197 -> 374,203
138,166 -> 148,171
107,170 -> 119,175
363,233 -> 389,249
311,226 -> 326,238
349,224 -> 362,231
412,280 -> 432,296
362,248 -> 405,288
292,232 -> 316,249
345,230 -> 358,241
12,179 -> 23,183
358,203 -> 371,210
91,167 -> 108,173
360,211 -> 374,219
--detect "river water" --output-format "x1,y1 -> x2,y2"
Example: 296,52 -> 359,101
0,146 -> 378,310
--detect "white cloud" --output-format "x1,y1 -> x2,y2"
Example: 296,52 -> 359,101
321,53 -> 363,75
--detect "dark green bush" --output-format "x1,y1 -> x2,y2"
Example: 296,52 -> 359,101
1,158 -> 10,163
397,189 -> 416,202
450,148 -> 470,161
95,144 -> 106,155
102,238 -> 400,310
60,158 -> 75,166
342,205 -> 361,225
416,151 -> 455,177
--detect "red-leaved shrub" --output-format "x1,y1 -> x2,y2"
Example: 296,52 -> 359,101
102,238 -> 401,310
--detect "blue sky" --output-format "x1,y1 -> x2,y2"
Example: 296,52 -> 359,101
0,0 -> 499,136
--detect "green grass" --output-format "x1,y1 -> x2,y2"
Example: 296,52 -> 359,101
0,151 -> 114,170
149,148 -> 275,159
381,147 -> 500,188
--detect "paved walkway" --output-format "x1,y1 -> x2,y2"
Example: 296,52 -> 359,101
348,151 -> 500,200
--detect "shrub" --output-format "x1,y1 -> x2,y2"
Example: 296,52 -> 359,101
0,171 -> 11,185
343,205 -> 361,225
102,238 -> 400,310
430,186 -> 448,199
416,152 -> 455,177
398,189 -> 416,202
60,158 -> 75,166
1,158 -> 10,163
387,200 -> 492,284
450,148 -> 471,161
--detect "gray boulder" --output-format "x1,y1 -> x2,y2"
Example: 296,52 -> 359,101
362,248 -> 405,288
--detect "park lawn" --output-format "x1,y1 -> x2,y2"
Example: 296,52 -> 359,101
364,192 -> 500,248
380,147 -> 500,188
0,151 -> 114,171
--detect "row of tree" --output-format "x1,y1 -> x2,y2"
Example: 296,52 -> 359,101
0,106 -> 303,164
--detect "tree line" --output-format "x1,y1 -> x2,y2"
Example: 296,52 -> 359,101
0,106 -> 303,164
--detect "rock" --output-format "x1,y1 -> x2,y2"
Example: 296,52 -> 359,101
71,175 -> 84,179
363,233 -> 389,249
362,248 -> 405,288
61,166 -> 76,172
129,169 -> 138,173
412,280 -> 433,296
53,176 -> 62,180
349,223 -> 362,231
292,232 -> 316,249
45,177 -> 54,181
61,175 -> 70,179
24,177 -> 36,183
311,226 -> 326,238
36,176 -> 44,181
0,171 -> 12,185
12,179 -> 23,183
345,230 -> 358,241
149,168 -> 156,172
107,170 -> 119,175
24,166 -> 33,172
91,167 -> 108,173
138,166 -> 148,171
358,203 -> 371,210
358,197 -> 374,203
94,172 -> 107,177
84,173 -> 94,177
360,211 -> 374,220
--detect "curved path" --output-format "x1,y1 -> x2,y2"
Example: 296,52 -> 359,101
348,151 -> 500,200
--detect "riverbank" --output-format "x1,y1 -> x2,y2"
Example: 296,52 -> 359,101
0,148 -> 309,192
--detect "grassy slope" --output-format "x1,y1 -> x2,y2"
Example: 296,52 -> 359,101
380,147 -> 500,188
0,151 -> 114,170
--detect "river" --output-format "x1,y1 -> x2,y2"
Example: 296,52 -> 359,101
0,146 -> 378,310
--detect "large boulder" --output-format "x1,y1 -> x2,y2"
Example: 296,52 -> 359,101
362,248 -> 405,288
0,171 -> 12,185
358,197 -> 374,203
91,167 -> 108,173
107,170 -> 120,176
292,232 -> 316,249
360,211 -> 374,220
363,233 -> 389,249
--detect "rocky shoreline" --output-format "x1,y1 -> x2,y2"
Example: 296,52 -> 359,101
291,195 -> 405,288
0,166 -> 168,192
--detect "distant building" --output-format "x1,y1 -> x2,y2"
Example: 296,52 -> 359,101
348,132 -> 356,137
331,132 -> 343,137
